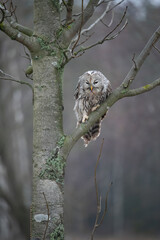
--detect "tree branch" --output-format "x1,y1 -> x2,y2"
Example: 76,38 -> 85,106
0,2 -> 36,50
68,6 -> 128,59
66,0 -> 74,23
0,21 -> 36,51
120,77 -> 160,97
63,0 -> 100,43
71,0 -> 84,53
0,69 -> 33,92
79,1 -> 111,36
121,25 -> 160,89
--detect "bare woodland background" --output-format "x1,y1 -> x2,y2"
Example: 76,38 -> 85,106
0,0 -> 160,239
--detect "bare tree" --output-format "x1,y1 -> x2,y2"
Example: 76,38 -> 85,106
0,0 -> 160,239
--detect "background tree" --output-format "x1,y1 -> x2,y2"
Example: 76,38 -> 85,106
0,0 -> 160,240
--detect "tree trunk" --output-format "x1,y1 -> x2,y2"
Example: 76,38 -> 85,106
31,1 -> 65,239
31,56 -> 64,239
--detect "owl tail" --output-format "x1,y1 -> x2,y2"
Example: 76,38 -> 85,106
82,120 -> 101,147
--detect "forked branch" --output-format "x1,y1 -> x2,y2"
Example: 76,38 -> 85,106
121,26 -> 160,89
0,1 -> 35,50
66,5 -> 127,61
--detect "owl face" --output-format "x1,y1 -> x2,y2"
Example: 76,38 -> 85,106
81,71 -> 105,94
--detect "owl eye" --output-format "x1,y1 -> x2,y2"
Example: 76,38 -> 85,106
94,80 -> 98,84
86,81 -> 90,85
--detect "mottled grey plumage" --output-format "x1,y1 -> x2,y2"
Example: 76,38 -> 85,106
74,70 -> 112,147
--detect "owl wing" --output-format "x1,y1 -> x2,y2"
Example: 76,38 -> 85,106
106,81 -> 112,98
74,82 -> 80,99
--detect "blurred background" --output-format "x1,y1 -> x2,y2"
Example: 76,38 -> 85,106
0,0 -> 160,239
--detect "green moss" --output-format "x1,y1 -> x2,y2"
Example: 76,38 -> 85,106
0,22 -> 4,29
143,84 -> 150,90
56,26 -> 63,39
50,223 -> 64,240
121,89 -> 128,94
51,0 -> 60,13
39,136 -> 66,186
37,37 -> 56,56
57,135 -> 66,148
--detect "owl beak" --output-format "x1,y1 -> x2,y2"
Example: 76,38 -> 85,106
90,85 -> 93,91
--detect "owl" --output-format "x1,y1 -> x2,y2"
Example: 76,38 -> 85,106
74,70 -> 112,147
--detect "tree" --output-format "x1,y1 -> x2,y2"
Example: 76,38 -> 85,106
0,0 -> 160,239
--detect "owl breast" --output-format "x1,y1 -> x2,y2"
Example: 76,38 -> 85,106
82,92 -> 105,114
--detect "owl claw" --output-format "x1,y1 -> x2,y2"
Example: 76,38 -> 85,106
92,104 -> 100,111
82,114 -> 89,123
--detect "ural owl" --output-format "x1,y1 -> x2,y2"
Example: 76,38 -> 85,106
74,70 -> 112,147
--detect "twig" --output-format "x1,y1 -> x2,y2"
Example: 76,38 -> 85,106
121,77 -> 160,97
71,0 -> 84,53
153,44 -> 160,54
72,0 -> 124,45
98,182 -> 113,226
71,7 -> 128,58
100,10 -> 114,28
91,138 -> 113,240
0,69 -> 33,92
91,139 -> 103,240
0,76 -> 33,90
42,192 -> 50,240
95,138 -> 104,207
0,0 -> 33,37
121,25 -> 160,89
76,32 -> 94,48
80,1 -> 111,35
97,0 -> 114,7
132,53 -> 138,70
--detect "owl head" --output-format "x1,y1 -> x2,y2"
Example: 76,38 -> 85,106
78,70 -> 110,95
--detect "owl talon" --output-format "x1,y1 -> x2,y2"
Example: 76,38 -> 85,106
92,104 -> 100,111
82,114 -> 89,123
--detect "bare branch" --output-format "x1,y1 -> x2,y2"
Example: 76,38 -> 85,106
76,32 -> 94,48
0,69 -> 33,92
132,53 -> 138,70
153,44 -> 160,54
71,7 -> 128,58
71,0 -> 84,53
97,182 -> 112,226
91,139 -> 104,240
90,139 -> 112,240
0,1 -> 33,36
80,1 -> 111,35
121,25 -> 160,89
97,0 -> 114,7
0,21 -> 35,50
100,9 -> 114,28
0,1 -> 35,51
63,0 -> 100,43
71,0 -> 124,49
66,0 -> 74,23
120,77 -> 160,97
